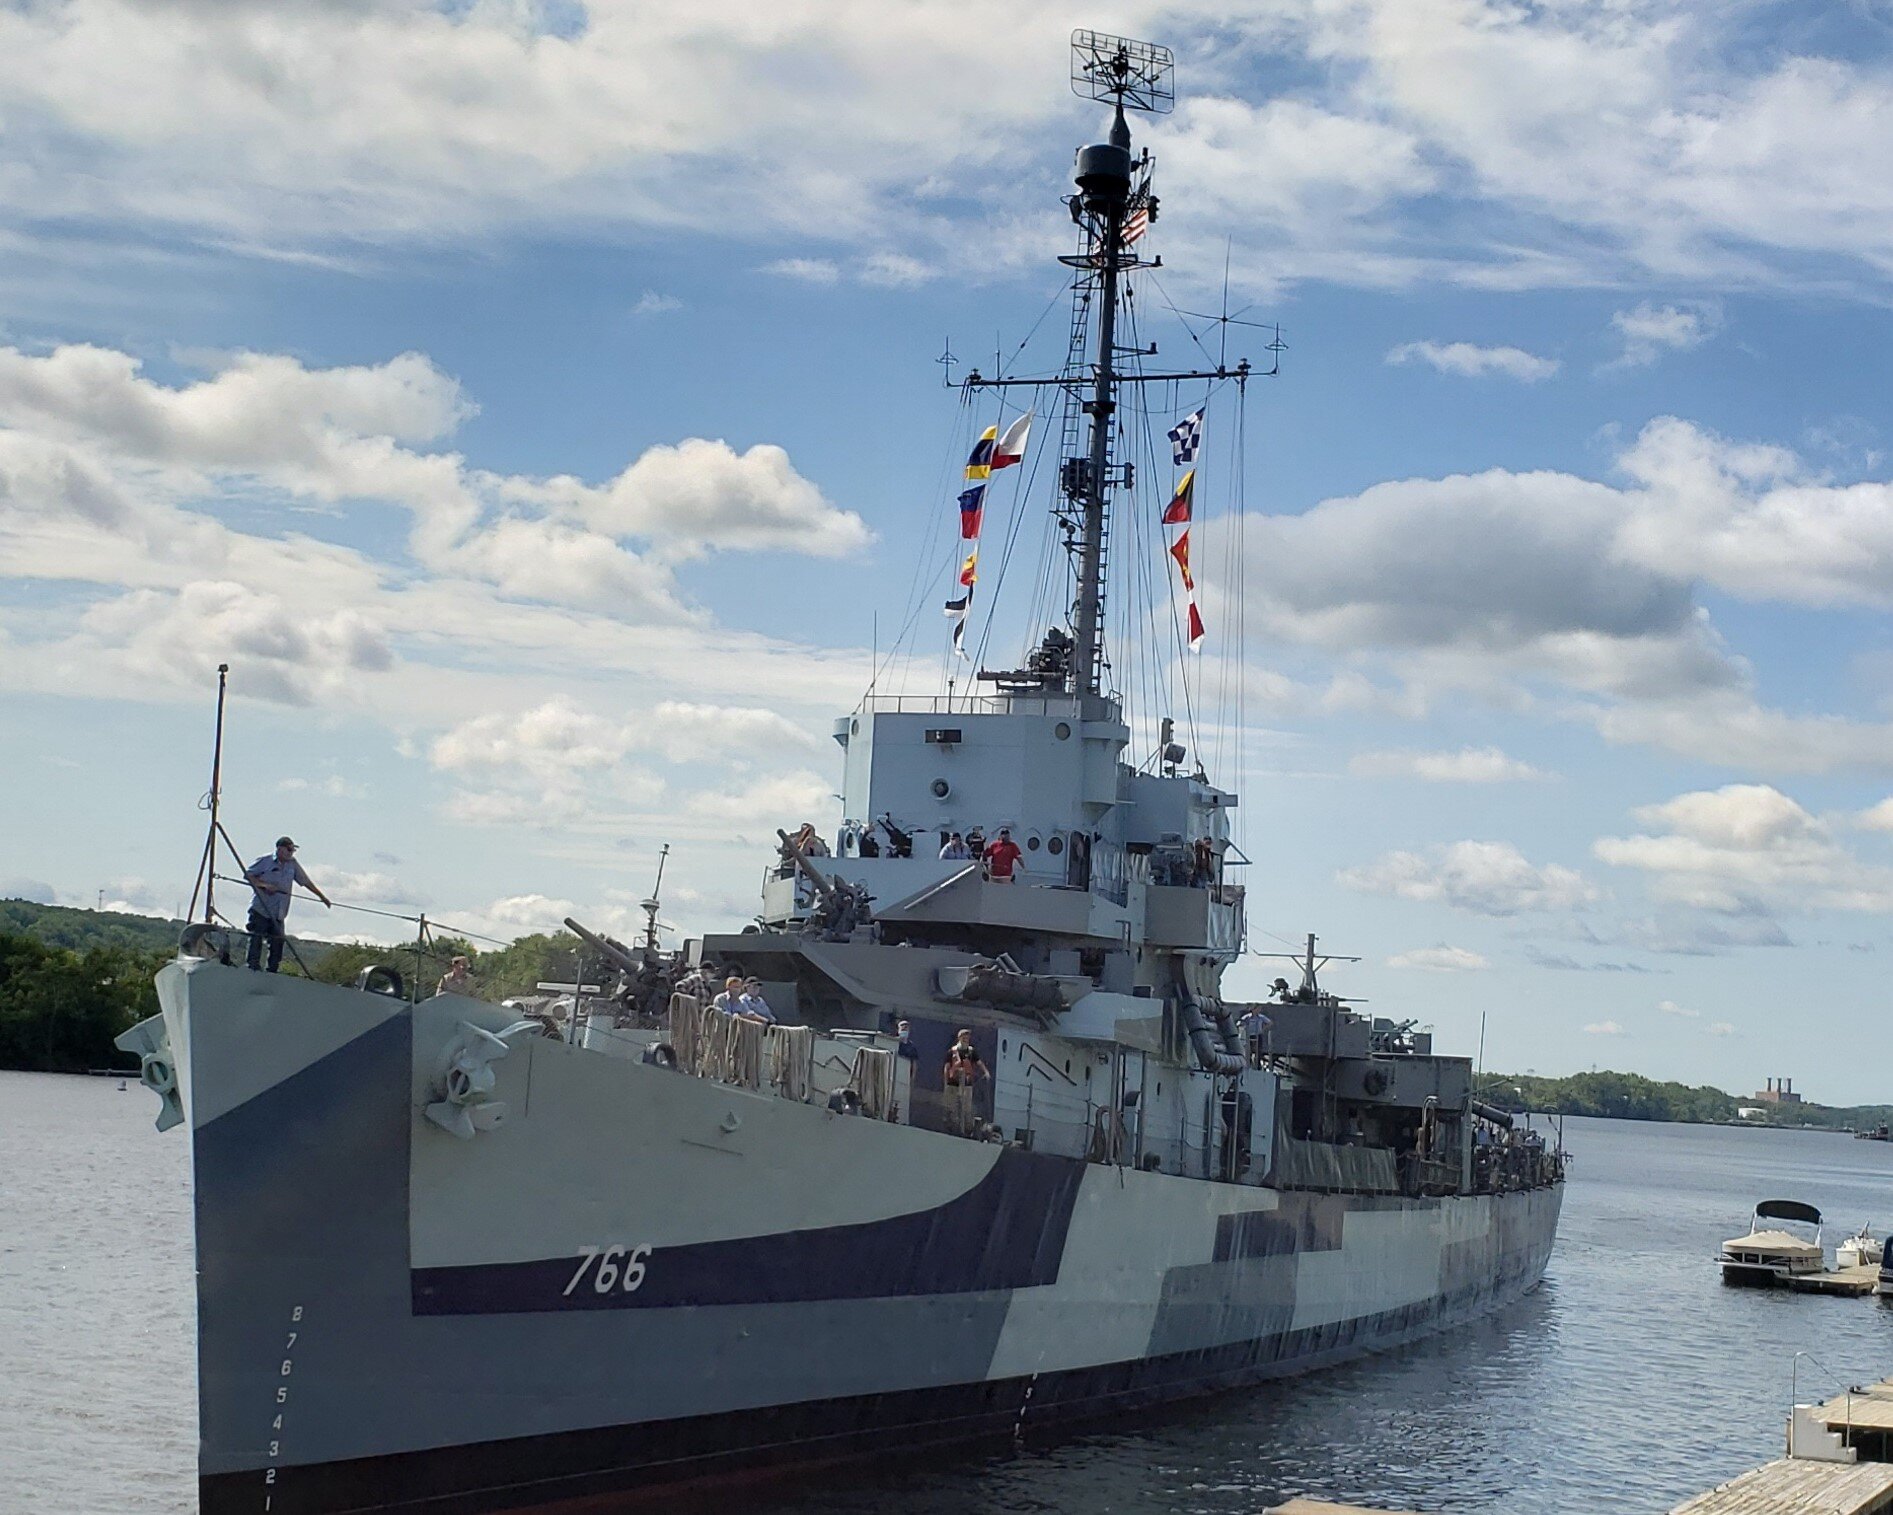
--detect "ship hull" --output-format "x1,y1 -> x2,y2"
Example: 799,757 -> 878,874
158,962 -> 1562,1515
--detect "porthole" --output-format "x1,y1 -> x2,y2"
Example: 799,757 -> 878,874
1026,835 -> 1041,851
1047,835 -> 1065,855
1055,721 -> 1072,740
931,778 -> 950,798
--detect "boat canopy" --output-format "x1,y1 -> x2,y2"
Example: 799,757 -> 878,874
1756,1199 -> 1822,1226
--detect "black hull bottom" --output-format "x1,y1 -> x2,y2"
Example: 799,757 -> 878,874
206,1274 -> 1547,1515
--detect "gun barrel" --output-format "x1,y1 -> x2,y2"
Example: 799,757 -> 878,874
563,916 -> 642,976
776,829 -> 838,901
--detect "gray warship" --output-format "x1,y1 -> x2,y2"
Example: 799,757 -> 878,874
120,34 -> 1564,1515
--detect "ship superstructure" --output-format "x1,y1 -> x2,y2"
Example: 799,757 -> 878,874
120,34 -> 1563,1515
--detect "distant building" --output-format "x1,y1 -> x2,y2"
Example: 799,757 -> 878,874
1754,1077 -> 1804,1105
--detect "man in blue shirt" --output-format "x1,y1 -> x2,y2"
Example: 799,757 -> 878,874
244,836 -> 331,972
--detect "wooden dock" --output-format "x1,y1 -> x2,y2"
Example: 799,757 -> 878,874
1788,1262 -> 1883,1295
1668,1458 -> 1893,1514
1268,1503 -> 1421,1515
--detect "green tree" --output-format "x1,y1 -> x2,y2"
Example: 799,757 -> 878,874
0,931 -> 164,1072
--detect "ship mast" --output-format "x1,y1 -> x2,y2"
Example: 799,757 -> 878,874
1071,98 -> 1132,699
963,32 -> 1248,703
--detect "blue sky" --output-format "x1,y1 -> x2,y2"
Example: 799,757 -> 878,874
5,1 -> 1893,1101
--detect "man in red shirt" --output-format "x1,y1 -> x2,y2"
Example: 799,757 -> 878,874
983,827 -> 1022,883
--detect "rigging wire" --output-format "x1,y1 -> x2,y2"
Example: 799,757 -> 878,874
877,386 -> 978,696
965,386 -> 1056,687
211,874 -> 517,948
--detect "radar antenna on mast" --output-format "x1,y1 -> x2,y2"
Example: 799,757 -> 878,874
961,31 -> 1259,702
1070,30 -> 1174,114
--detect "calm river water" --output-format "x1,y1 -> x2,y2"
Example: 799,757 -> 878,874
5,1070 -> 1892,1514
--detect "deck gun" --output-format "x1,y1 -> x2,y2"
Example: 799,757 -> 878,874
776,829 -> 874,941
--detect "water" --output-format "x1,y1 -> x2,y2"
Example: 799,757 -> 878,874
5,1072 -> 1892,1515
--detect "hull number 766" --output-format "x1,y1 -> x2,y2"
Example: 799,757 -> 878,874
563,1244 -> 653,1297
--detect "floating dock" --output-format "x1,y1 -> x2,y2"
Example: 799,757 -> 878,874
1788,1263 -> 1883,1296
1268,1504 -> 1421,1515
1668,1458 -> 1893,1514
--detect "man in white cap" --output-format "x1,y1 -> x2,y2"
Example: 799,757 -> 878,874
243,835 -> 330,972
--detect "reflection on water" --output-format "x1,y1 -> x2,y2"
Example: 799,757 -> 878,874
5,1073 -> 1891,1513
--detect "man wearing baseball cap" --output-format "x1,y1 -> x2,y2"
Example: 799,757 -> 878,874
243,835 -> 331,972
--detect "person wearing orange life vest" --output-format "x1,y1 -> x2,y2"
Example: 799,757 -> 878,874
942,1028 -> 989,1137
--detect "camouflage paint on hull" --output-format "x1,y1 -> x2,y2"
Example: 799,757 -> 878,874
161,962 -> 1561,1515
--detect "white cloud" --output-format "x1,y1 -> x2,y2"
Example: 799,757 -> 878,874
501,436 -> 870,558
320,868 -> 427,911
1210,413 -> 1893,773
1606,301 -> 1721,369
1657,999 -> 1700,1018
279,774 -> 369,799
0,877 -> 57,904
1583,1020 -> 1627,1036
631,290 -> 681,316
1594,784 -> 1893,916
1387,945 -> 1489,972
1708,1021 -> 1735,1037
1350,746 -> 1545,782
1386,341 -> 1559,381
432,699 -> 635,783
857,252 -> 934,288
1855,798 -> 1893,832
646,702 -> 820,763
73,580 -> 391,707
0,344 -> 867,626
761,258 -> 841,284
0,4 -> 1889,296
1339,840 -> 1600,916
688,770 -> 835,826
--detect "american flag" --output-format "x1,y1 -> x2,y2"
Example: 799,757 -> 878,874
1121,182 -> 1153,247
1167,408 -> 1204,466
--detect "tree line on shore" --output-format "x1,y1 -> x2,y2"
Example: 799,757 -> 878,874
1479,1069 -> 1892,1132
0,902 -> 594,1073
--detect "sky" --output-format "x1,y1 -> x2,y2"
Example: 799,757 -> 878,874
3,0 -> 1893,1102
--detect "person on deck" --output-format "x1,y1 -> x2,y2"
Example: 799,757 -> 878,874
712,975 -> 747,1017
437,955 -> 475,997
737,977 -> 777,1025
894,1018 -> 919,1123
939,832 -> 970,861
982,828 -> 1022,883
943,1027 -> 989,1136
243,836 -> 330,973
1239,1007 -> 1272,1067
